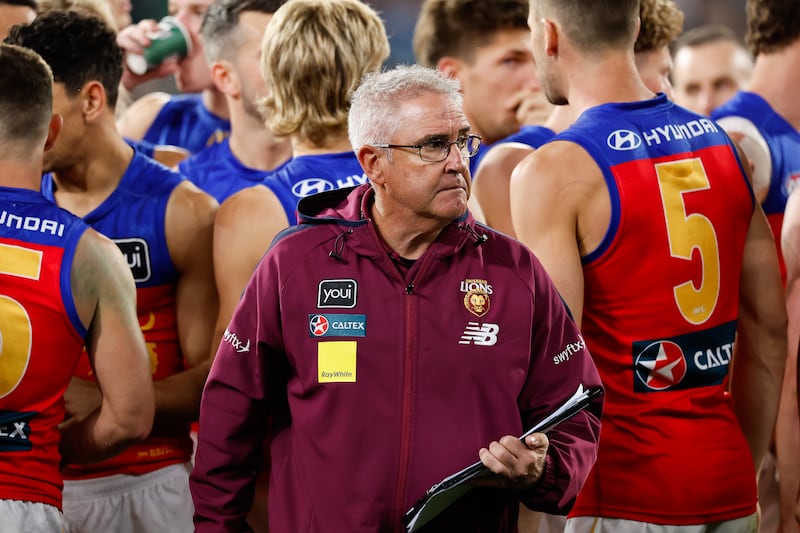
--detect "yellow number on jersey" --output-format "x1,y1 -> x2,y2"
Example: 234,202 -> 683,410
0,243 -> 43,398
656,158 -> 721,325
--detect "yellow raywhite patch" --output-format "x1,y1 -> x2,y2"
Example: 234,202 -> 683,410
318,341 -> 357,383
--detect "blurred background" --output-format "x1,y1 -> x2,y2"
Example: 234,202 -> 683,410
130,0 -> 748,95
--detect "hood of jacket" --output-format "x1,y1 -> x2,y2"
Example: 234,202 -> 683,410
294,183 -> 489,263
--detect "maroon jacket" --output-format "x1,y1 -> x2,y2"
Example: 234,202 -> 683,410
190,184 -> 603,532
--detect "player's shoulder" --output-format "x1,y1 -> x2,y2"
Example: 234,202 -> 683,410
217,184 -> 281,225
72,227 -> 131,288
117,92 -> 172,139
520,139 -> 594,177
169,179 -> 219,217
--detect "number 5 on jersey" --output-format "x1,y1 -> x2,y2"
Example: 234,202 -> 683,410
656,158 -> 721,326
0,243 -> 43,398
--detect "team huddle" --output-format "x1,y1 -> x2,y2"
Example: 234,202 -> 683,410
0,0 -> 798,532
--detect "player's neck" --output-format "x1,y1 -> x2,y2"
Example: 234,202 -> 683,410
748,45 -> 800,130
567,54 -> 654,114
544,105 -> 580,133
51,128 -> 134,217
0,159 -> 42,191
202,87 -> 230,120
291,130 -> 352,157
228,110 -> 292,171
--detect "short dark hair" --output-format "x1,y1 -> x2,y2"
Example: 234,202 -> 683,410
532,0 -> 640,53
413,0 -> 529,67
745,0 -> 800,56
201,0 -> 285,62
0,42 -> 52,142
5,10 -> 122,107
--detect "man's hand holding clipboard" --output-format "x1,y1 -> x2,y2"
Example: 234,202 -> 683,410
403,385 -> 603,532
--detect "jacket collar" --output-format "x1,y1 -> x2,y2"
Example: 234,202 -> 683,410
297,184 -> 488,263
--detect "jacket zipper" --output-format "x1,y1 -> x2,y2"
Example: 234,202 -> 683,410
394,282 -> 415,531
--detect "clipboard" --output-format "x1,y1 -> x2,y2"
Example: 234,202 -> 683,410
403,384 -> 602,532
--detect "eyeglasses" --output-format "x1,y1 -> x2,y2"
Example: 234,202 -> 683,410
373,134 -> 482,163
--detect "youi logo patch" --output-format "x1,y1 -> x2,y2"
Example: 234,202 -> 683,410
317,279 -> 357,308
114,238 -> 151,282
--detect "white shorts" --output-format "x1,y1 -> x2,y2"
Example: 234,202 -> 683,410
564,513 -> 758,533
0,499 -> 65,532
62,463 -> 194,533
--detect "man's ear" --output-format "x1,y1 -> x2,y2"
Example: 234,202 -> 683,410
210,60 -> 239,97
80,81 -> 107,122
44,114 -> 63,151
436,56 -> 463,80
357,145 -> 384,186
542,18 -> 560,58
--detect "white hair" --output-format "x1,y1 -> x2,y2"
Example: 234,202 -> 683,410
348,64 -> 463,151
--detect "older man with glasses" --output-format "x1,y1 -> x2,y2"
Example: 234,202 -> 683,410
190,63 -> 603,533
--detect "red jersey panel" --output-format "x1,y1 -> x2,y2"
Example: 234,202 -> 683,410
0,188 -> 88,509
51,153 -> 194,479
64,285 -> 192,477
561,97 -> 757,524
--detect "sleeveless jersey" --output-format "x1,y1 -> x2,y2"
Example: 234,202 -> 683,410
42,152 -> 195,478
497,124 -> 556,149
0,187 -> 88,509
179,138 -> 284,203
562,95 -> 758,524
469,126 -> 555,177
143,93 -> 230,154
125,137 -> 157,159
261,151 -> 367,225
712,91 -> 800,283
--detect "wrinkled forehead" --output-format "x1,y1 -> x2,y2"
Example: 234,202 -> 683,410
395,92 -> 469,135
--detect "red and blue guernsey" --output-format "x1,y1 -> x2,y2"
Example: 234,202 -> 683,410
261,151 -> 367,225
0,187 -> 88,509
179,137 -> 285,203
143,93 -> 231,154
41,151 -> 194,479
469,126 -> 555,177
563,95 -> 758,524
712,91 -> 800,283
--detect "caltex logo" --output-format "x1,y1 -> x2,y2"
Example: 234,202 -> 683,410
309,315 -> 330,336
634,340 -> 688,391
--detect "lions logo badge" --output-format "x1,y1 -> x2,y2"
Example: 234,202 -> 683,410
460,278 -> 493,317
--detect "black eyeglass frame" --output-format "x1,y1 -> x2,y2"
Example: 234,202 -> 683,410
372,134 -> 482,162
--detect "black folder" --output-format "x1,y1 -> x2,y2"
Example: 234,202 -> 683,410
403,385 -> 603,532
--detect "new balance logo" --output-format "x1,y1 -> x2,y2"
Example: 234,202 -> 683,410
459,322 -> 500,346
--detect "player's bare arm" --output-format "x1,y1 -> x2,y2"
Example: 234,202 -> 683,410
732,200 -> 786,469
60,229 -> 155,464
472,142 -> 534,236
158,180 -> 219,421
715,120 -> 772,204
779,190 -> 800,528
211,184 -> 290,352
510,141 -> 606,325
